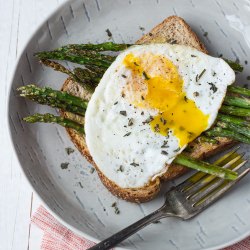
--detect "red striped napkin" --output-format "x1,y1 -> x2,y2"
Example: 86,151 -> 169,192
32,206 -> 250,250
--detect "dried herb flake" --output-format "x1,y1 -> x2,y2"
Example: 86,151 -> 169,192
65,147 -> 74,155
120,110 -> 127,116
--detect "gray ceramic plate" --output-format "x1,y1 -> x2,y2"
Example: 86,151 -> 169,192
8,0 -> 250,249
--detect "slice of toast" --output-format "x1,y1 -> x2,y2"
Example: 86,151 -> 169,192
61,16 -> 235,203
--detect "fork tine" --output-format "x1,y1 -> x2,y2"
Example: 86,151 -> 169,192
189,160 -> 247,203
183,155 -> 244,196
179,151 -> 243,193
213,146 -> 240,165
178,148 -> 240,191
193,168 -> 250,210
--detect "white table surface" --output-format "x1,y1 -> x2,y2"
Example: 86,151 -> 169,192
0,1 -> 67,249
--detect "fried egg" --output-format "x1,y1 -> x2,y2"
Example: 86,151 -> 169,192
85,43 -> 235,188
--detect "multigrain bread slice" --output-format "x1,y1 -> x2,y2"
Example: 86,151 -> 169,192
61,16 -> 235,203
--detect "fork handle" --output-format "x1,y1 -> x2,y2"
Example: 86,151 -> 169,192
87,206 -> 167,250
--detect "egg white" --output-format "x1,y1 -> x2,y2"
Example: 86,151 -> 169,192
85,44 -> 235,188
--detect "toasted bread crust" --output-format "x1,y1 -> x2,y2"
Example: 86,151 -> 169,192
61,16 -> 235,203
136,16 -> 208,54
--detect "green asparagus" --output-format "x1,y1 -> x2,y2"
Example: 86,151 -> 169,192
24,113 -> 85,134
217,121 -> 250,138
224,59 -> 244,72
174,154 -> 238,180
217,113 -> 250,127
224,95 -> 250,109
18,85 -> 88,115
206,127 -> 250,144
220,105 -> 250,117
40,59 -> 83,83
228,86 -> 250,97
35,51 -> 111,68
73,68 -> 101,85
56,42 -> 131,52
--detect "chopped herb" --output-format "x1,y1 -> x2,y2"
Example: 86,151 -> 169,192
245,60 -> 248,65
141,95 -> 145,100
191,55 -> 197,57
142,116 -> 154,124
141,111 -> 144,115
78,182 -> 83,189
161,141 -> 169,148
212,71 -> 216,76
134,61 -> 139,66
208,82 -> 218,93
106,28 -> 112,37
195,74 -> 199,82
247,76 -> 250,81
128,118 -> 134,126
154,124 -> 160,132
130,162 -> 139,167
184,96 -> 188,102
196,69 -> 206,82
117,165 -> 124,172
123,132 -> 131,137
143,71 -> 150,80
161,150 -> 168,155
90,167 -> 95,174
61,162 -> 69,170
203,31 -> 208,37
173,147 -> 180,152
114,101 -> 118,105
120,110 -> 127,116
139,26 -> 145,31
111,202 -> 120,214
193,91 -> 199,97
65,147 -> 74,155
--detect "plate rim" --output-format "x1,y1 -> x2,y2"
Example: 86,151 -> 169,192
7,0 -> 250,249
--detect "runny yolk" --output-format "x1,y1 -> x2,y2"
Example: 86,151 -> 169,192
123,53 -> 209,147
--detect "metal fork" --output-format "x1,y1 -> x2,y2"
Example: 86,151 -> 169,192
88,148 -> 249,250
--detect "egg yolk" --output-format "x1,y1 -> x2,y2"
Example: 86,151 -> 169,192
123,53 -> 209,147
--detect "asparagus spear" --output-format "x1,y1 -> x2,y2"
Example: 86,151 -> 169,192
228,86 -> 250,97
224,59 -> 244,72
85,65 -> 106,75
224,95 -> 250,109
198,136 -> 218,144
24,113 -> 85,134
57,42 -> 131,52
73,68 -> 101,85
217,121 -> 250,138
206,127 -> 250,144
174,154 -> 238,180
220,105 -> 250,117
68,49 -> 115,63
18,85 -> 88,111
217,113 -> 250,127
35,51 -> 111,68
40,59 -> 83,83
